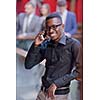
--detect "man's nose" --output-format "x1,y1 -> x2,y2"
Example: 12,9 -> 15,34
49,28 -> 54,33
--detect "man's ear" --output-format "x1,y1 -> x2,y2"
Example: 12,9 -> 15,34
62,24 -> 64,29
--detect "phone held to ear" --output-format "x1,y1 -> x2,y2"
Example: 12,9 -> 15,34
43,30 -> 47,38
40,30 -> 47,39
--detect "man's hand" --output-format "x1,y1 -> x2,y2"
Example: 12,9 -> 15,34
16,34 -> 26,40
16,33 -> 35,40
47,83 -> 57,99
34,31 -> 48,47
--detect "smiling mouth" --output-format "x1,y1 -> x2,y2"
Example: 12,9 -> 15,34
49,32 -> 56,37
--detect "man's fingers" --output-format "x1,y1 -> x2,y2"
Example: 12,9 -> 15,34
45,35 -> 50,40
34,31 -> 43,40
48,90 -> 55,99
35,31 -> 47,41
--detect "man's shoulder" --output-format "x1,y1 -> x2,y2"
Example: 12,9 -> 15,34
18,13 -> 26,17
31,15 -> 41,24
33,14 -> 40,20
66,36 -> 80,46
71,38 -> 80,45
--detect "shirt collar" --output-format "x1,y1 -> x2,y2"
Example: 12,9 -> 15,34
58,33 -> 66,45
26,13 -> 34,18
49,33 -> 67,46
29,13 -> 34,18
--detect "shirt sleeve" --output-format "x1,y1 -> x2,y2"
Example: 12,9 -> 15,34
54,40 -> 81,88
25,42 -> 45,69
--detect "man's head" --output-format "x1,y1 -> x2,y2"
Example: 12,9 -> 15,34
24,2 -> 35,15
40,3 -> 50,16
57,0 -> 67,14
45,12 -> 64,42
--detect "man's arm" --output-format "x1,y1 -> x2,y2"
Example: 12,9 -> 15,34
16,34 -> 36,40
25,42 -> 44,69
25,30 -> 48,69
53,40 -> 81,88
68,13 -> 77,35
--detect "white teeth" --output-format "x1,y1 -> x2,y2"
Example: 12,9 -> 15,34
50,33 -> 56,37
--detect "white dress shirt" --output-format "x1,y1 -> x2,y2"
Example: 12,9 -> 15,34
60,9 -> 68,25
60,10 -> 71,37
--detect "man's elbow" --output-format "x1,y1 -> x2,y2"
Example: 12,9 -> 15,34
24,61 -> 33,69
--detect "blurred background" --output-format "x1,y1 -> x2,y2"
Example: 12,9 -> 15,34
16,0 -> 83,100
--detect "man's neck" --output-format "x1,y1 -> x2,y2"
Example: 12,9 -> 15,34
54,33 -> 64,43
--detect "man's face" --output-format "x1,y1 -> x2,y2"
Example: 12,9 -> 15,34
25,4 -> 34,15
46,17 -> 63,41
58,6 -> 66,14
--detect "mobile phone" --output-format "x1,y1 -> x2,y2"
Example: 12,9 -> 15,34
43,30 -> 47,38
39,30 -> 47,40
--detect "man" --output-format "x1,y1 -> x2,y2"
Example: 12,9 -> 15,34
57,0 -> 77,37
16,1 -> 41,50
25,13 -> 80,100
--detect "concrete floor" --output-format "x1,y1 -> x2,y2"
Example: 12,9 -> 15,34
16,54 -> 45,100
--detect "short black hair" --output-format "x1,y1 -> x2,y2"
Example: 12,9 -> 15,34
46,12 -> 62,24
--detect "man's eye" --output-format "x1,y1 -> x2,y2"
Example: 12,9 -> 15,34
52,25 -> 56,29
